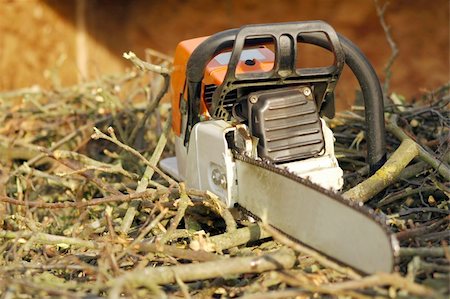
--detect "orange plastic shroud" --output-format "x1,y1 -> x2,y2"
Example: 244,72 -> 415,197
171,37 -> 275,136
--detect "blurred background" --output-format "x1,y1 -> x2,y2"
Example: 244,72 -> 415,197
1,0 -> 448,109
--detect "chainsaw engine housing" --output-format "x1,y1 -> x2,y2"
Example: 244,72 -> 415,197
161,26 -> 345,203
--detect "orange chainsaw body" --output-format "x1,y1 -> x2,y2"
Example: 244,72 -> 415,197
171,37 -> 275,136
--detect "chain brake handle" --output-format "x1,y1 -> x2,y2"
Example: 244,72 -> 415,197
186,21 -> 386,173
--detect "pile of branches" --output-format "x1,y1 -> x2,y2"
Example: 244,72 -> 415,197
335,86 -> 450,291
0,51 -> 448,298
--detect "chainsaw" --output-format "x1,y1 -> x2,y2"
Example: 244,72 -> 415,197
160,21 -> 399,274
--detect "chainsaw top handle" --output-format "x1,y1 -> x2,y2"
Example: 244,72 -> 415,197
185,21 -> 386,173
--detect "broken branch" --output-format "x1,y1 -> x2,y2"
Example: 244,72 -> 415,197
344,139 -> 419,202
108,247 -> 296,297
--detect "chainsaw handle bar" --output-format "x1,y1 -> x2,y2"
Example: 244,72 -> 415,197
212,22 -> 345,124
186,21 -> 386,172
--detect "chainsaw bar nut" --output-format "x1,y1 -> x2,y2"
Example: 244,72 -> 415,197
211,168 -> 227,189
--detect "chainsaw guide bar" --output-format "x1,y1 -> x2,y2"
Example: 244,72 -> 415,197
233,152 -> 399,274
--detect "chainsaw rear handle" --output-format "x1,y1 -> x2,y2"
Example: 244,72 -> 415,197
186,21 -> 386,173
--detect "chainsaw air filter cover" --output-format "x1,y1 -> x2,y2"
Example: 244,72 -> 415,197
248,87 -> 325,163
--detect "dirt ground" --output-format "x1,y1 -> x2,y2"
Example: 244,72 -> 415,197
1,0 -> 449,109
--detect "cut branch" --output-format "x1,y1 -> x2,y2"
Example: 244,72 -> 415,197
108,247 -> 296,297
209,223 -> 271,251
386,120 -> 450,181
0,230 -> 97,249
344,139 -> 419,202
399,246 -> 449,258
123,51 -> 171,75
136,242 -> 224,262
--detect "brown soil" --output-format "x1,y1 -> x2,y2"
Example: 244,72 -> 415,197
1,0 -> 449,109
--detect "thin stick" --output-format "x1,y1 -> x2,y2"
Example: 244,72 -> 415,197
114,115 -> 174,234
44,149 -> 122,195
2,279 -> 83,299
92,127 -> 177,187
274,271 -> 375,299
386,120 -> 450,181
373,0 -> 399,94
395,215 -> 449,241
159,184 -> 192,244
116,208 -> 169,261
377,185 -> 443,207
123,51 -> 171,75
0,189 -> 160,209
0,230 -> 97,249
127,61 -> 170,145
201,191 -> 237,233
175,273 -> 191,299
239,289 -> 311,299
10,115 -> 112,179
52,149 -> 137,179
321,273 -> 434,297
